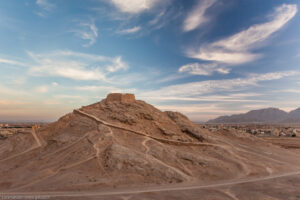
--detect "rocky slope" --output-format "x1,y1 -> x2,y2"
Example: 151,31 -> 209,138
0,94 -> 300,192
208,107 -> 300,123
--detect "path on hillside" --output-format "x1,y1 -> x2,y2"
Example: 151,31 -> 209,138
3,171 -> 300,198
74,109 -> 223,147
0,128 -> 42,162
31,128 -> 42,147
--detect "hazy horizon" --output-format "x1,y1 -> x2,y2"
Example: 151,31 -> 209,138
1,103 -> 300,123
1,0 -> 300,122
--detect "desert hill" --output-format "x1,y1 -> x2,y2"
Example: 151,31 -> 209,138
0,94 -> 300,193
208,107 -> 300,123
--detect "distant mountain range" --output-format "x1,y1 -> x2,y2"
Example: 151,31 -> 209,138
207,107 -> 300,124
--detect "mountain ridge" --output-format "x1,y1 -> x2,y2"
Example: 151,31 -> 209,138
208,107 -> 300,123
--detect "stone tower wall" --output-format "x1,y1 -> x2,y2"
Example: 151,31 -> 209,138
106,93 -> 135,103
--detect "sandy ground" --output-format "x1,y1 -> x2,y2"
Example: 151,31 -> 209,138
1,172 -> 300,200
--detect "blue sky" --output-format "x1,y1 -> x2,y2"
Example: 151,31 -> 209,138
0,0 -> 300,122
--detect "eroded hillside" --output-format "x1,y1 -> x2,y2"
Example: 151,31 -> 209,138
0,93 -> 300,192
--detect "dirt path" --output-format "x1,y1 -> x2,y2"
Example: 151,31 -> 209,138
141,138 -> 150,154
12,156 -> 96,191
93,142 -> 101,158
0,128 -> 42,163
145,152 -> 193,181
0,146 -> 39,162
31,128 -> 42,147
74,109 -> 223,147
4,171 -> 300,197
46,132 -> 92,157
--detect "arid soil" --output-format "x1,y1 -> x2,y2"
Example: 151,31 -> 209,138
263,137 -> 300,154
2,173 -> 300,200
0,93 -> 300,199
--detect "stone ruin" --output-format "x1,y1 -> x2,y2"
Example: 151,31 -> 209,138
106,93 -> 136,103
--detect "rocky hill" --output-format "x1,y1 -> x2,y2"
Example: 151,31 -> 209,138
208,107 -> 300,123
0,93 -> 300,192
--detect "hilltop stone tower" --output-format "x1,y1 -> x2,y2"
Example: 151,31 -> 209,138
106,93 -> 136,103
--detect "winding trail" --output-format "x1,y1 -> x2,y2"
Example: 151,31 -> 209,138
74,109 -> 222,147
141,138 -> 150,154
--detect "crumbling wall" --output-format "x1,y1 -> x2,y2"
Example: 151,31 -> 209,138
106,93 -> 135,103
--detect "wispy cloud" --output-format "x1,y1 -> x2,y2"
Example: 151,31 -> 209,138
183,0 -> 217,32
149,10 -> 166,25
148,8 -> 182,30
101,0 -> 175,35
36,0 -> 55,11
277,89 -> 300,93
155,73 -> 189,84
178,62 -> 230,76
187,4 -> 298,65
106,56 -> 128,72
109,0 -> 160,14
118,26 -> 141,34
35,0 -> 55,17
72,19 -> 98,47
28,52 -> 105,81
27,50 -> 128,81
0,58 -> 26,67
143,95 -> 265,103
140,71 -> 298,98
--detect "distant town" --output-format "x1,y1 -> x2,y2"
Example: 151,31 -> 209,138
202,124 -> 300,137
0,123 -> 42,140
1,121 -> 299,142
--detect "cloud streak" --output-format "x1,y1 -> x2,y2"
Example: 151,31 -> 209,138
118,26 -> 141,34
140,71 -> 298,98
27,50 -> 128,81
106,56 -> 128,72
187,4 -> 298,65
73,20 -> 98,47
0,58 -> 26,67
183,0 -> 217,32
178,62 -> 230,76
36,0 -> 55,11
109,0 -> 160,14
